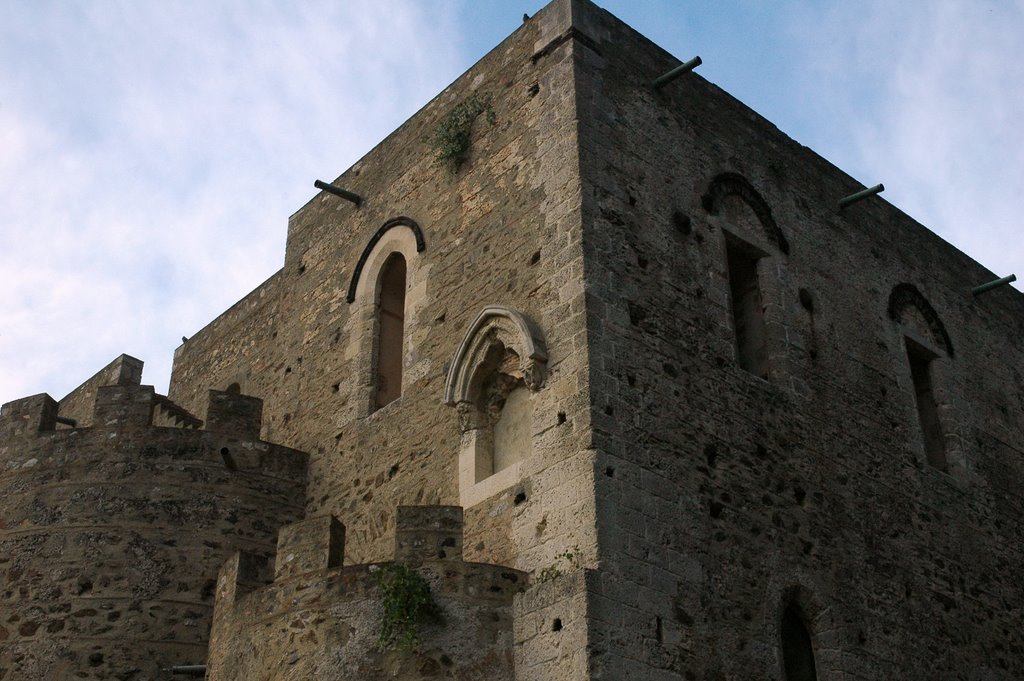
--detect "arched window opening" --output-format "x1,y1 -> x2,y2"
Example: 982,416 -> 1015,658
725,234 -> 769,379
905,337 -> 946,470
888,283 -> 954,471
471,343 -> 533,482
781,605 -> 818,681
374,253 -> 406,410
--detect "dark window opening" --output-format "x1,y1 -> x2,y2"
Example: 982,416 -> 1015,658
726,238 -> 769,378
781,605 -> 817,681
374,254 -> 406,410
905,337 -> 946,470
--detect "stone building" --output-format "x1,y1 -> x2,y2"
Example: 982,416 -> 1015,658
2,0 -> 1022,679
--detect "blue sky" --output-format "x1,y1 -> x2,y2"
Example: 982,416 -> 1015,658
1,0 -> 1021,402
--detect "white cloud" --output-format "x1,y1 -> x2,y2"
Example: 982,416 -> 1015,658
0,0 -> 461,402
787,1 -> 1024,286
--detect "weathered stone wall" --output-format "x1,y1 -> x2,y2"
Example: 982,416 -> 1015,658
573,3 -> 1024,679
207,506 -> 526,681
0,385 -> 307,680
167,0 -> 598,586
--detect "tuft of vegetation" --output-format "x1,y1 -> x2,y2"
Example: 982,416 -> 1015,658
536,547 -> 581,583
372,564 -> 443,651
427,94 -> 496,174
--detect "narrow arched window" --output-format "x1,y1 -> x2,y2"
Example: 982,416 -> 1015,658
374,253 -> 406,410
781,605 -> 818,681
725,234 -> 768,378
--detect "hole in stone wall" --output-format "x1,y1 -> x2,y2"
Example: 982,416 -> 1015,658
552,618 -> 563,632
388,464 -> 400,479
673,210 -> 692,235
298,264 -> 306,274
793,486 -> 806,506
332,383 -> 340,393
530,250 -> 541,265
514,490 -> 527,505
636,252 -> 648,268
708,500 -> 724,518
528,83 -> 540,97
604,405 -> 614,416
285,366 -> 292,374
626,373 -> 636,387
220,448 -> 237,471
628,301 -> 647,327
605,466 -> 615,477
655,616 -> 663,643
628,194 -> 637,207
557,411 -> 566,424
799,288 -> 814,312
704,444 -> 718,468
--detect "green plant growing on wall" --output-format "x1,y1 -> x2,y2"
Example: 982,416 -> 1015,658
427,94 -> 496,174
536,547 -> 581,583
372,564 -> 443,651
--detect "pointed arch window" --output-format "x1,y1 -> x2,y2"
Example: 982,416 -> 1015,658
374,253 -> 406,410
887,283 -> 956,472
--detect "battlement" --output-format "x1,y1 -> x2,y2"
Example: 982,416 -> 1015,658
1,381 -> 277,443
207,506 -> 526,681
0,393 -> 59,437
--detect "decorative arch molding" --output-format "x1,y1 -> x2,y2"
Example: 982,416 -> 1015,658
701,172 -> 790,254
346,216 -> 426,303
444,306 -> 548,408
887,283 -> 954,357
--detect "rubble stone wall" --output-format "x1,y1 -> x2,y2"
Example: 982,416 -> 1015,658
573,3 -> 1024,679
0,386 -> 307,680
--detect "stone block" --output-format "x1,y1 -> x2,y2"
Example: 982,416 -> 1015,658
205,390 -> 263,440
0,393 -> 58,437
274,515 -> 345,580
394,505 -> 464,562
92,384 -> 154,428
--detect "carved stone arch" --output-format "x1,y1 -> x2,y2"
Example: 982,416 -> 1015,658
347,216 -> 426,303
701,172 -> 790,254
887,283 -> 954,357
445,307 -> 547,507
444,306 -> 548,409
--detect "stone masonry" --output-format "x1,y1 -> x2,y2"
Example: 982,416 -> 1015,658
2,0 -> 1022,679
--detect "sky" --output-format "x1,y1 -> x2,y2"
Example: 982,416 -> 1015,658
1,0 -> 1021,403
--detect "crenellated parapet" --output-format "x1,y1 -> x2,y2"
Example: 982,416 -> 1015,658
207,505 -> 526,681
0,382 -> 308,681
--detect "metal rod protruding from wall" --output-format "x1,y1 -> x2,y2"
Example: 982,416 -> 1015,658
838,183 -> 884,210
314,180 -> 362,206
653,56 -> 702,89
972,274 -> 1017,296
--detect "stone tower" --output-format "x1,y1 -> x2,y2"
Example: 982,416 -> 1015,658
2,1 -> 1022,679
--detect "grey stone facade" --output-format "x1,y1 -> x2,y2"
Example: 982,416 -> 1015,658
2,1 -> 1021,679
